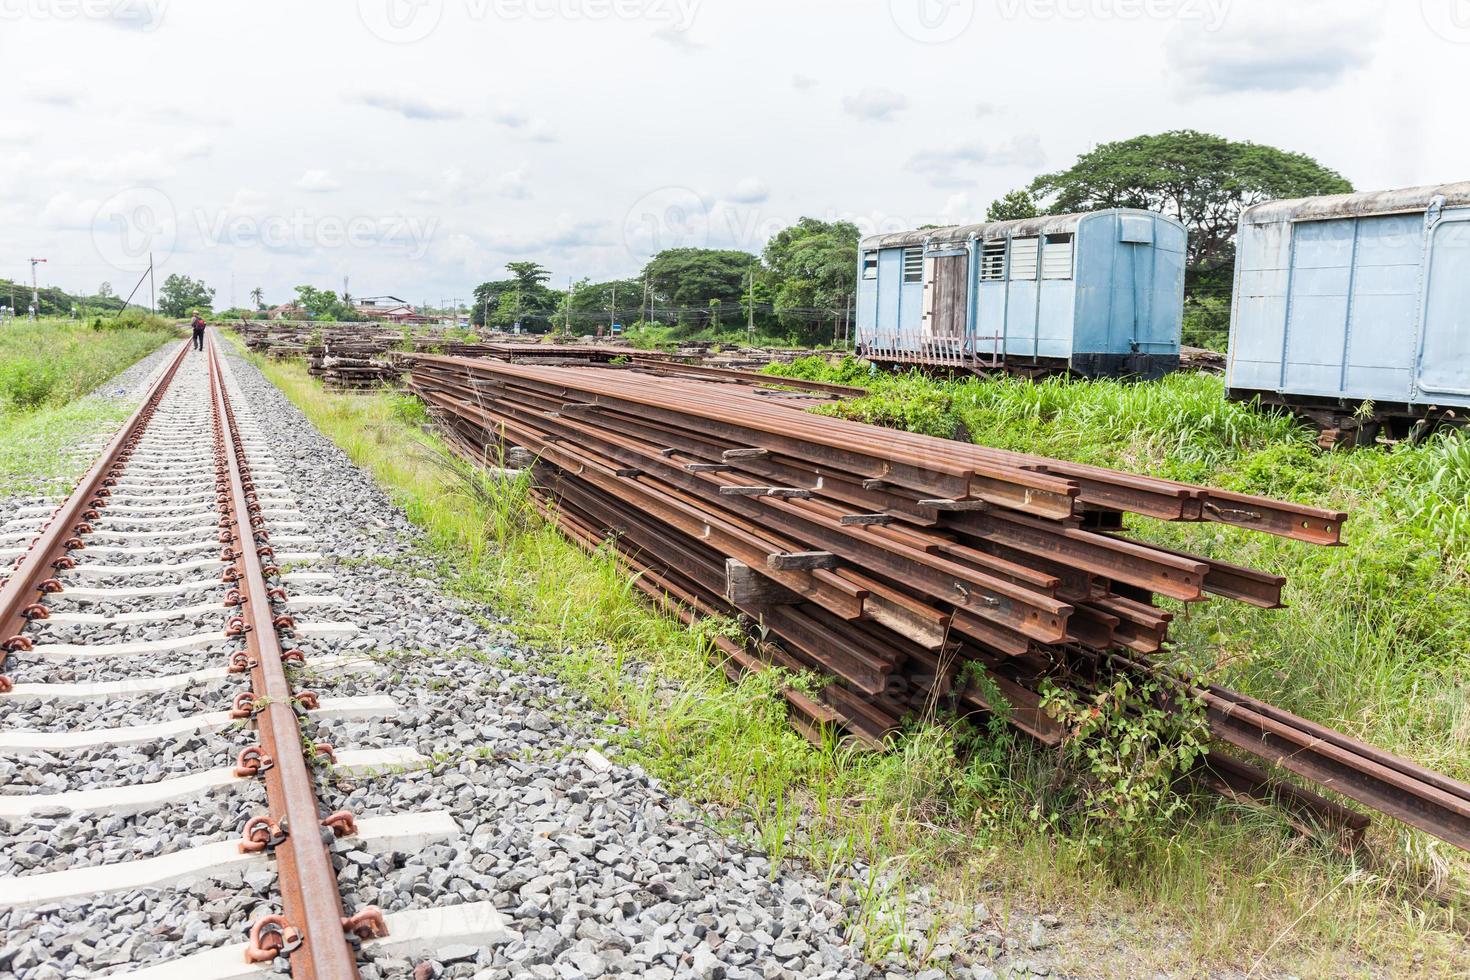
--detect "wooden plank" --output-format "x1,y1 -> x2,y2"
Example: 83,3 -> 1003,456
724,559 -> 801,606
768,551 -> 838,571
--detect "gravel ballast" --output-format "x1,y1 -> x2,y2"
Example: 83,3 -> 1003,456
0,344 -> 1062,979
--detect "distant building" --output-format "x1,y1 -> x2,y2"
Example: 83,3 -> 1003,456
267,304 -> 308,321
354,295 -> 431,324
356,295 -> 411,311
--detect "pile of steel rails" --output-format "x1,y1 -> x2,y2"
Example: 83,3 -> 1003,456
405,354 -> 1470,853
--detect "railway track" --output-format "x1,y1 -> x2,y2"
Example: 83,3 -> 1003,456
0,337 -> 508,978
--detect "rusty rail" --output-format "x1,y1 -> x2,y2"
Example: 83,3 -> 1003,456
405,353 -> 1470,852
0,340 -> 192,689
207,335 -> 369,976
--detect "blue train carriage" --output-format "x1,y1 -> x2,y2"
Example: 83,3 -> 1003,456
855,209 -> 1187,379
1227,181 -> 1470,446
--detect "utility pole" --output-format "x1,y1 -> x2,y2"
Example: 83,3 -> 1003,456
609,283 -> 616,333
747,268 -> 755,343
565,278 -> 574,336
29,257 -> 47,318
642,276 -> 650,326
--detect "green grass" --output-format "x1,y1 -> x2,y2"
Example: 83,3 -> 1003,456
249,347 -> 1469,978
0,315 -> 177,498
0,314 -> 176,416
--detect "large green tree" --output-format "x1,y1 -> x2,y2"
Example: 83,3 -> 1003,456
761,218 -> 859,338
641,248 -> 760,328
157,274 -> 215,317
292,285 -> 361,322
1029,130 -> 1352,271
557,278 -> 642,332
473,261 -> 559,329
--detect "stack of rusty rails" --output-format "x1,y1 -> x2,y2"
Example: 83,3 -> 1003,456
623,356 -> 867,399
405,354 -> 1470,852
472,342 -> 680,366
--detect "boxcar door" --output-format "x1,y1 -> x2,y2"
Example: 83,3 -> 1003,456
1415,216 -> 1470,398
1282,220 -> 1355,395
923,254 -> 969,356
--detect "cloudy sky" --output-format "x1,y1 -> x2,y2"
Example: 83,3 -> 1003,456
1,0 -> 1465,310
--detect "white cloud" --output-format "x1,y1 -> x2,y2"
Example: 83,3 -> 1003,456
492,108 -> 530,129
841,88 -> 908,122
29,88 -> 82,108
39,191 -> 102,230
352,92 -> 464,121
792,74 -> 818,91
53,149 -> 176,184
726,177 -> 770,205
907,136 -> 1046,188
2,121 -> 39,144
1168,4 -> 1380,95
493,106 -> 557,143
295,169 -> 341,193
939,193 -> 974,223
497,166 -> 532,201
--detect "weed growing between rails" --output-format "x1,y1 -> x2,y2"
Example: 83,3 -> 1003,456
247,348 -> 1469,977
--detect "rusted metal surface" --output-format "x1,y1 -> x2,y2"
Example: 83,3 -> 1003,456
403,355 -> 1470,850
0,340 -> 192,689
207,336 -> 363,977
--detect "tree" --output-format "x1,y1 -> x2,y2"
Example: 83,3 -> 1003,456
250,287 -> 264,310
473,261 -> 559,330
291,285 -> 361,322
157,274 -> 215,317
761,218 -> 859,339
97,282 -> 114,299
556,278 -> 642,332
985,190 -> 1039,222
1029,130 -> 1352,272
641,249 -> 760,329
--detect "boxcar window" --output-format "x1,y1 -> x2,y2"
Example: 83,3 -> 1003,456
862,252 -> 878,280
980,240 -> 1007,280
1041,232 -> 1074,279
1010,237 -> 1039,280
902,247 -> 924,283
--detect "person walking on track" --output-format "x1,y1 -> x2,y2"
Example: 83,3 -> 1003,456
191,313 -> 206,351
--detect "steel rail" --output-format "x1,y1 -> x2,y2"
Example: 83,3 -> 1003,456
206,336 -> 364,978
0,340 -> 192,688
404,354 -> 1470,850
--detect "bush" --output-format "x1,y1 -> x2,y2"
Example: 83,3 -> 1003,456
0,357 -> 61,410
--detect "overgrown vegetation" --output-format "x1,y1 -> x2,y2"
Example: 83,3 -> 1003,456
0,314 -> 176,415
249,344 -> 1469,977
0,316 -> 176,496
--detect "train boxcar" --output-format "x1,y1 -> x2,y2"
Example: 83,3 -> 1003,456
856,209 -> 1186,379
1227,181 -> 1470,444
